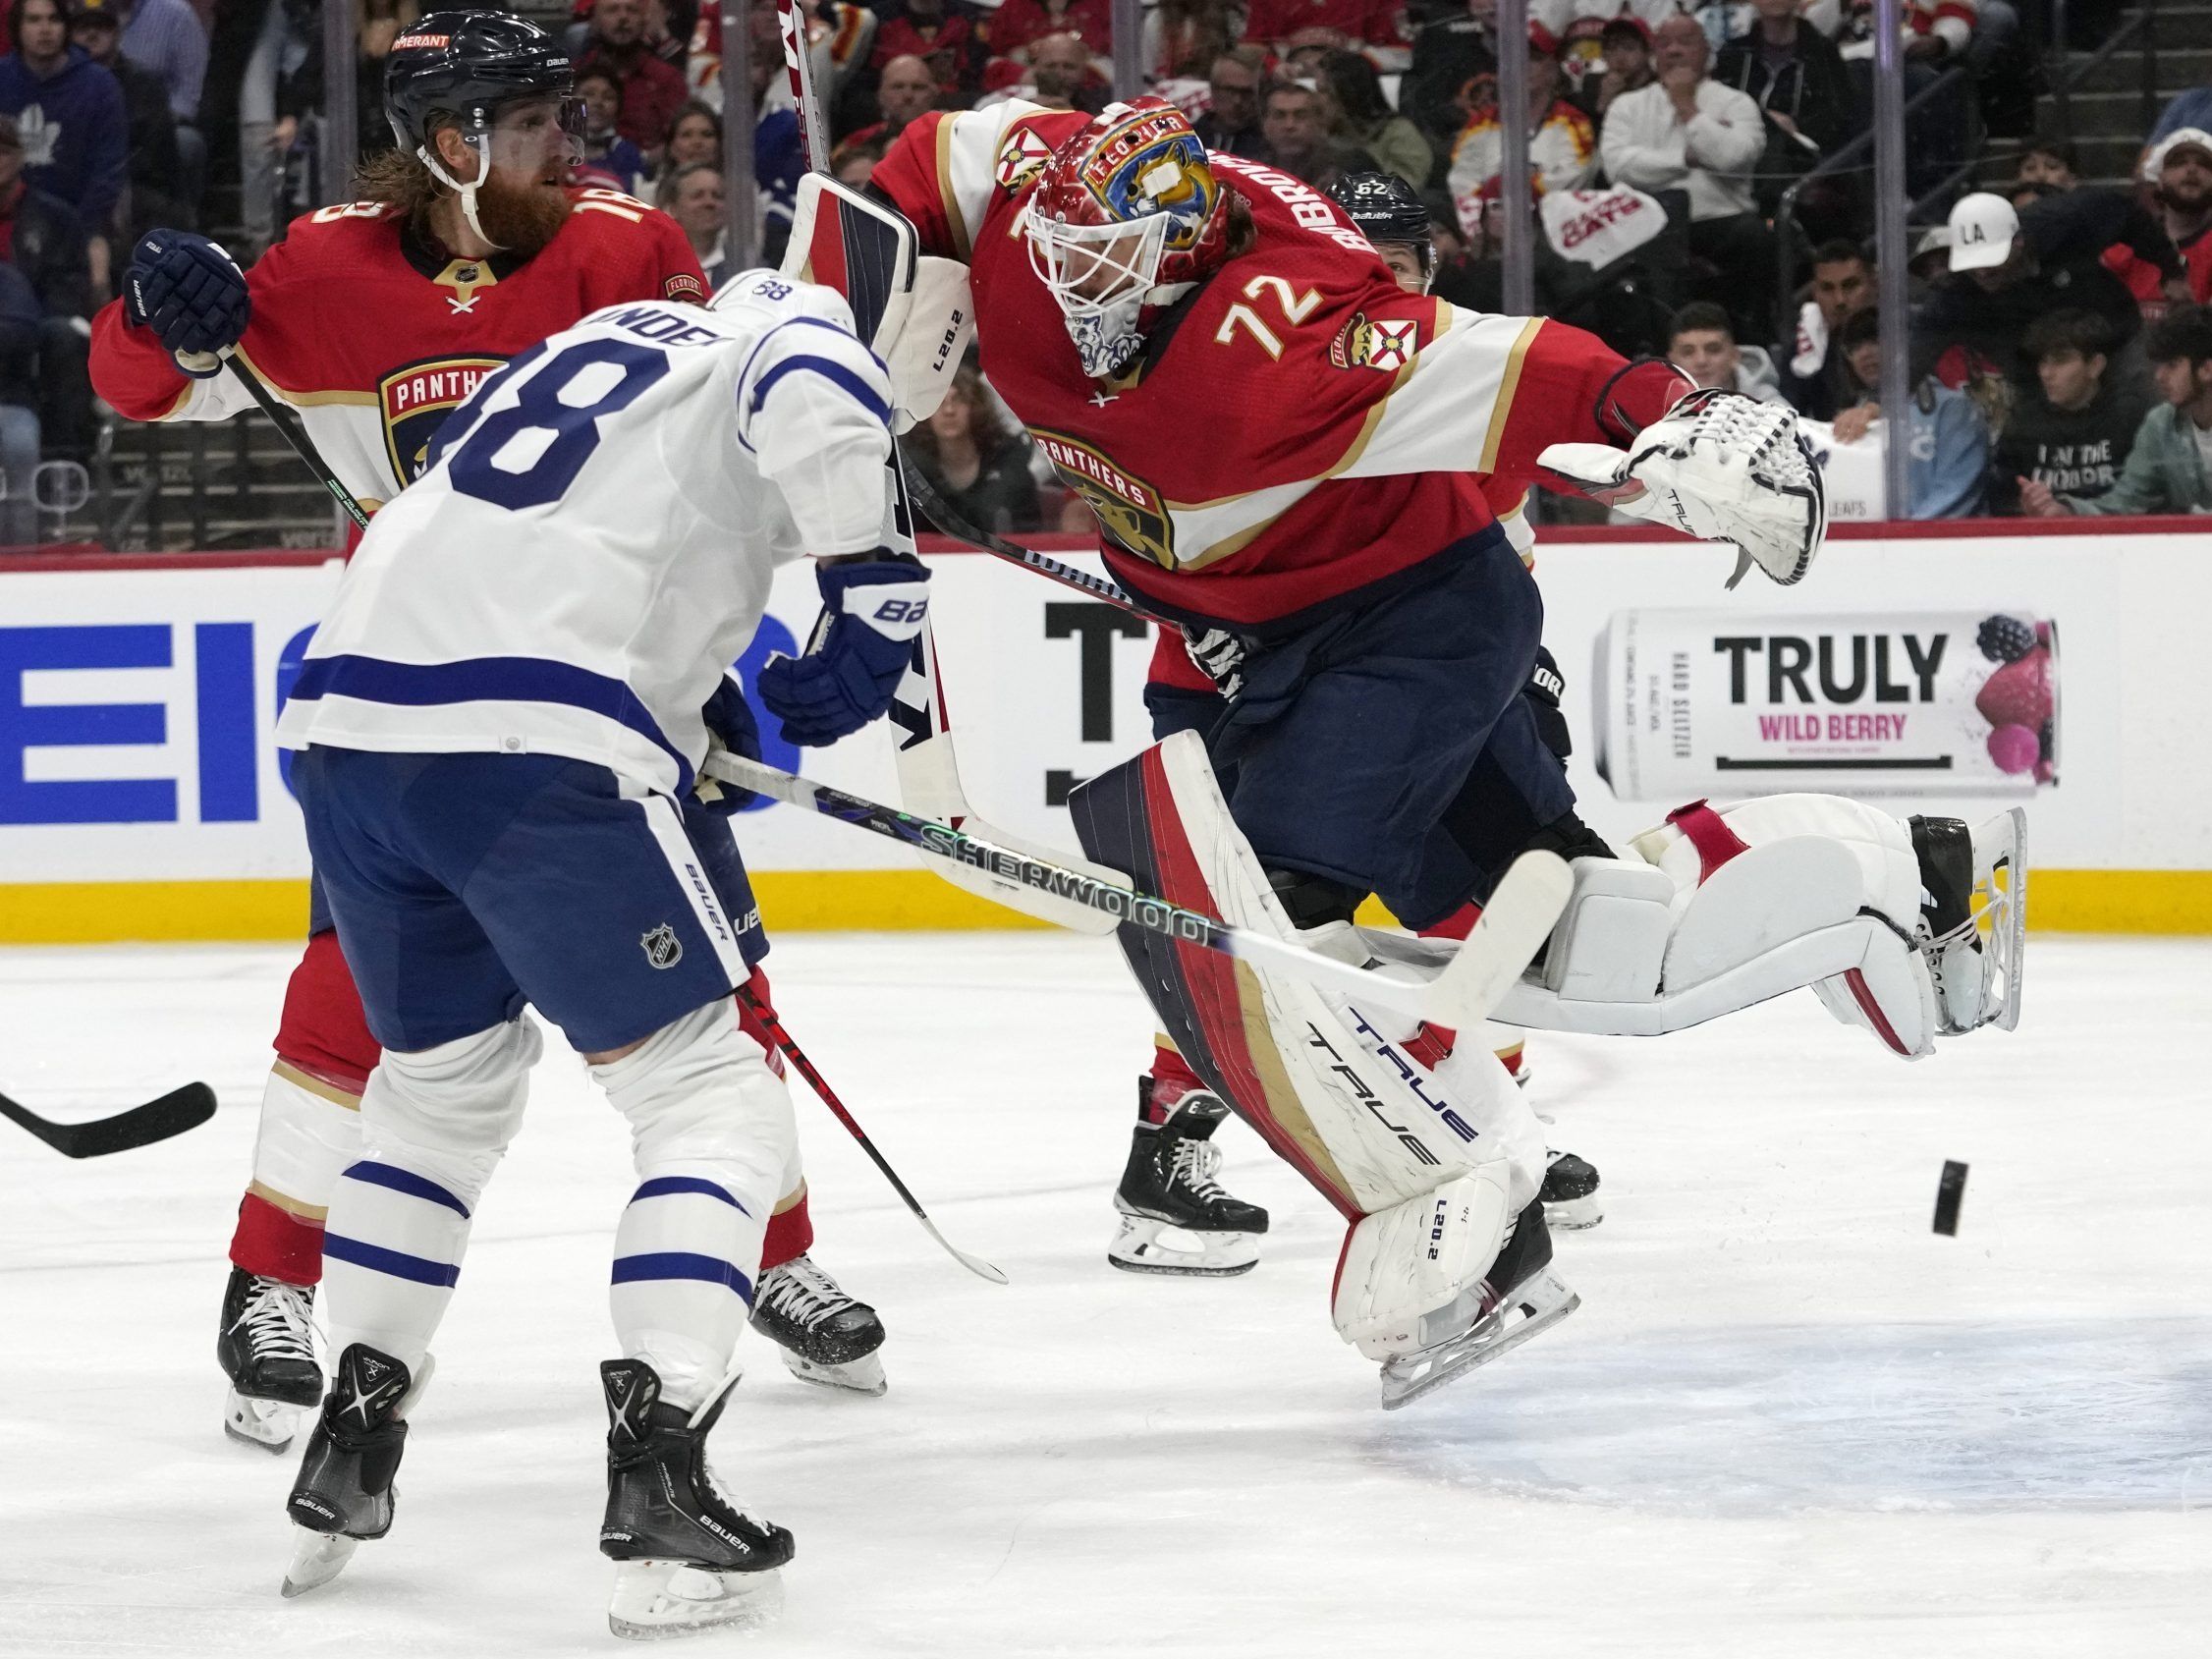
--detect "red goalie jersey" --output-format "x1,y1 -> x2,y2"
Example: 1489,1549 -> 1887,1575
91,188 -> 705,513
870,102 -> 1670,632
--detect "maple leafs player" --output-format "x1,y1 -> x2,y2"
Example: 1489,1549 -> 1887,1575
88,11 -> 886,1452
866,99 -> 1823,1399
268,272 -> 930,1634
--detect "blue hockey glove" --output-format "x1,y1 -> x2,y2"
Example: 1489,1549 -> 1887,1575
756,553 -> 931,748
124,230 -> 250,373
695,676 -> 763,814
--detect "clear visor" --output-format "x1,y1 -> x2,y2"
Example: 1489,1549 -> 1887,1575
470,95 -> 585,174
1025,208 -> 1172,320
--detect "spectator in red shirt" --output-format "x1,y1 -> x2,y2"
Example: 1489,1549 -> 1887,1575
842,53 -> 941,148
575,0 -> 689,160
870,0 -> 983,102
1242,0 -> 1407,70
990,0 -> 1111,61
2104,128 -> 2212,317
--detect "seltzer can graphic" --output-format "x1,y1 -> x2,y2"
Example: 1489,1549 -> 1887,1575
1592,608 -> 2059,801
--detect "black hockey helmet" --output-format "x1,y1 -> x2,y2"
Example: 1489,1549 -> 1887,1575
384,10 -> 580,155
1325,170 -> 1436,284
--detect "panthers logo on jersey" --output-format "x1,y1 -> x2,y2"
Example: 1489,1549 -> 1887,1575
379,356 -> 506,485
1031,428 -> 1175,570
1329,313 -> 1419,373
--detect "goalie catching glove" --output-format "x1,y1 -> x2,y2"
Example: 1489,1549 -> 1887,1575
1539,387 -> 1825,589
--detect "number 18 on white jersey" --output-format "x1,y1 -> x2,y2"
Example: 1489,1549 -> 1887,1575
276,273 -> 897,797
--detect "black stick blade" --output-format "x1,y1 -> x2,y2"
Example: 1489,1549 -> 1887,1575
0,1082 -> 218,1158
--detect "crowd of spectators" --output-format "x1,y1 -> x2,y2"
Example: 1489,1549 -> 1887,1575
2,0 -> 2209,542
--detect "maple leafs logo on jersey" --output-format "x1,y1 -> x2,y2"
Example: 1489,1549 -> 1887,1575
1030,428 -> 1176,570
379,356 -> 505,485
1328,313 -> 1418,373
995,125 -> 1055,193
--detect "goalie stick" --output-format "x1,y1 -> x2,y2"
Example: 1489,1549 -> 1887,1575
0,1081 -> 216,1157
705,748 -> 1572,1032
737,986 -> 1007,1285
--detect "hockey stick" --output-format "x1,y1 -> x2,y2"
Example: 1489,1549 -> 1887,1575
737,986 -> 1007,1285
899,458 -> 1164,622
706,749 -> 1571,1031
213,352 -> 373,530
0,1081 -> 216,1158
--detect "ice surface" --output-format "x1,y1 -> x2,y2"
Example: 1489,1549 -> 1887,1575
1,934 -> 2206,1657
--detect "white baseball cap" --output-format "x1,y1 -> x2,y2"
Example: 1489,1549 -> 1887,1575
2145,127 -> 2212,181
1947,193 -> 2019,273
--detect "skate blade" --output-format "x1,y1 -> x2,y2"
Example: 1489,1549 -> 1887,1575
1377,1269 -> 1579,1410
280,1529 -> 358,1598
1541,1195 -> 1604,1231
224,1388 -> 303,1454
608,1561 -> 784,1639
776,1346 -> 887,1397
1107,1216 -> 1261,1277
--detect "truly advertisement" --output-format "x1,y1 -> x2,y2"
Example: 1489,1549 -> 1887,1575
1591,608 -> 2061,801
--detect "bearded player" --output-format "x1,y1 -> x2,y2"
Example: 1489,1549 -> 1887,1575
90,12 -> 890,1455
861,97 -> 1832,1401
1107,170 -> 1600,1279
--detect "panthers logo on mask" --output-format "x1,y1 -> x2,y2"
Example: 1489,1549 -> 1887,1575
1075,107 -> 1219,253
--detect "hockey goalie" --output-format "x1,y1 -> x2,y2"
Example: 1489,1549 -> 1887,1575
843,95 -> 2023,1406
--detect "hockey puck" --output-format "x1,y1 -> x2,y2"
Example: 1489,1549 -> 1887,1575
1932,1160 -> 1968,1236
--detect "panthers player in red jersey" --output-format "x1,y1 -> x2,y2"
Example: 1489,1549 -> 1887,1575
866,97 -> 1821,1395
92,11 -> 890,1455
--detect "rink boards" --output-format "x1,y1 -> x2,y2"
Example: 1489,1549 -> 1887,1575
1,519 -> 2207,942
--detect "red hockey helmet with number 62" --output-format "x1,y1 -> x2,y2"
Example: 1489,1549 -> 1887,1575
1024,99 -> 1233,373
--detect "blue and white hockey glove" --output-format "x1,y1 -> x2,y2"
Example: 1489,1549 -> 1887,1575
757,553 -> 931,748
124,230 -> 250,373
694,676 -> 763,814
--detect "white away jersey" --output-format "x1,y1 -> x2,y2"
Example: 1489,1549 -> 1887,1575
276,273 -> 895,795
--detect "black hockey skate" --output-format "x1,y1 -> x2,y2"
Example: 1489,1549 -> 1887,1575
281,1343 -> 424,1597
1110,1082 -> 1269,1276
749,1254 -> 887,1395
600,1357 -> 792,1638
1376,1199 -> 1578,1410
217,1264 -> 321,1453
1540,1149 -> 1604,1231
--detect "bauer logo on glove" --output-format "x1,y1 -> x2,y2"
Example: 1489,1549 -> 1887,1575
1539,388 -> 1827,590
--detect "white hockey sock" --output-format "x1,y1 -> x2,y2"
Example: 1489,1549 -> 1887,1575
322,1019 -> 538,1373
594,1000 -> 795,1410
245,1064 -> 363,1221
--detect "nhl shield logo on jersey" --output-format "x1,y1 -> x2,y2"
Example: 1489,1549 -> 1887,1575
995,125 -> 1055,193
1032,429 -> 1177,569
379,356 -> 505,484
1328,313 -> 1419,373
640,924 -> 684,969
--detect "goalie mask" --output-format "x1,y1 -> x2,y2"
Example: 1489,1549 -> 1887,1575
1023,98 -> 1233,378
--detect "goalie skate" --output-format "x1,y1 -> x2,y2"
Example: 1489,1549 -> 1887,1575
1376,1202 -> 1578,1410
1109,1084 -> 1267,1277
750,1254 -> 887,1396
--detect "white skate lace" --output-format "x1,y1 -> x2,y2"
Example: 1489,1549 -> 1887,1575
1170,1138 -> 1230,1203
232,1276 -> 316,1363
758,1256 -> 856,1331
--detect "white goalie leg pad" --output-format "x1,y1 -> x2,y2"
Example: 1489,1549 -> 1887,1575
1331,1162 -> 1516,1359
593,998 -> 797,1412
1149,732 -> 1549,1219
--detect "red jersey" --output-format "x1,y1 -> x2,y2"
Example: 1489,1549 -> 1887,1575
1241,0 -> 1405,51
90,188 -> 704,512
2102,222 -> 2212,321
870,102 -> 1636,631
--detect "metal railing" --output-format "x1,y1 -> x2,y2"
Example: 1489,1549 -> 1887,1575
2046,0 -> 2162,155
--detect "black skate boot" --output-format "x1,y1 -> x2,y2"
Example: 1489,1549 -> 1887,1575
217,1264 -> 321,1453
281,1343 -> 424,1597
1376,1199 -> 1578,1410
600,1357 -> 792,1638
749,1254 -> 887,1396
1540,1149 -> 1604,1231
1110,1081 -> 1269,1276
